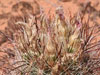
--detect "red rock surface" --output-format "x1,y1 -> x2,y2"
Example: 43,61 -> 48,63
0,0 -> 100,74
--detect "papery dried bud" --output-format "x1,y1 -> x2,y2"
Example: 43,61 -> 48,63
76,20 -> 82,29
56,6 -> 65,20
68,29 -> 80,52
76,12 -> 82,29
45,31 -> 55,55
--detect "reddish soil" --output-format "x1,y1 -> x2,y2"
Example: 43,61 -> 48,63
0,0 -> 100,74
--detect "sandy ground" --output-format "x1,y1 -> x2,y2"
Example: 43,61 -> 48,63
0,0 -> 100,74
0,0 -> 100,30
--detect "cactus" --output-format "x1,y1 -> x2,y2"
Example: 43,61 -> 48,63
3,6 -> 100,75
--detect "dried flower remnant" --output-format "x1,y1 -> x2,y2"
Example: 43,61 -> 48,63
56,6 -> 65,20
